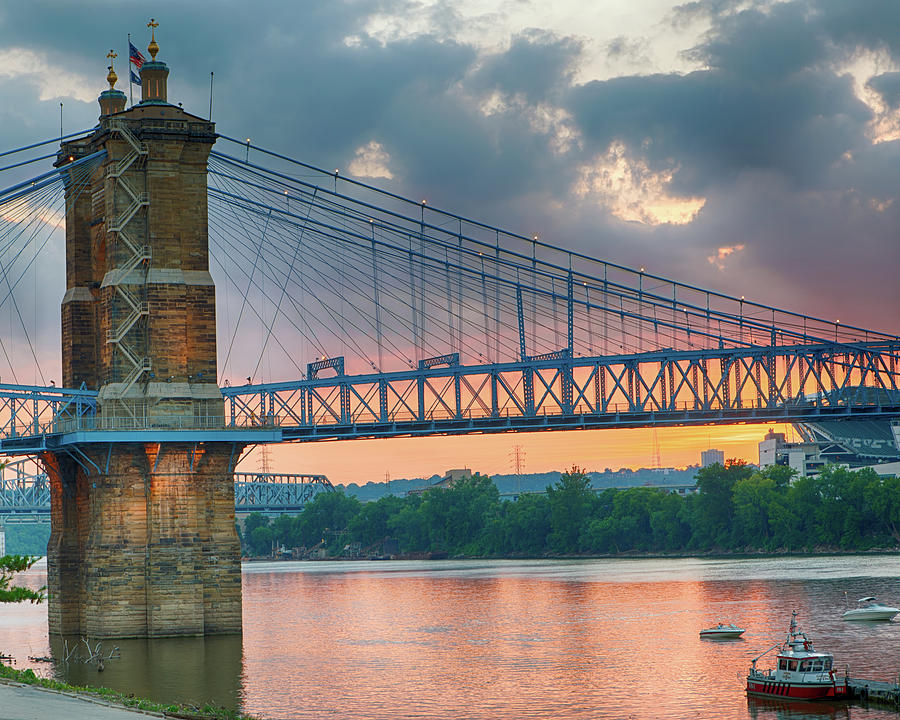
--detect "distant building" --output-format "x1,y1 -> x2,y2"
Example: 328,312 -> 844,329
440,468 -> 473,486
644,483 -> 699,496
700,449 -> 724,468
407,468 -> 474,495
758,429 -> 823,477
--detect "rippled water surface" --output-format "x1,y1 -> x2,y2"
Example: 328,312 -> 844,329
3,556 -> 900,719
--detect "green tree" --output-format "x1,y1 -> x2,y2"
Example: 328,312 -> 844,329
349,495 -> 405,548
418,474 -> 501,555
495,493 -> 550,555
731,473 -> 784,549
248,525 -> 274,556
296,490 -> 361,547
546,466 -> 596,553
864,474 -> 900,544
270,514 -> 299,549
0,555 -> 43,603
689,460 -> 753,548
649,491 -> 690,549
387,496 -> 429,552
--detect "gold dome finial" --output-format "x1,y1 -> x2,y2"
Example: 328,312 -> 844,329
147,18 -> 160,60
106,49 -> 118,89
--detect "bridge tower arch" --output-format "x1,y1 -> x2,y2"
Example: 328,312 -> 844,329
47,39 -> 243,638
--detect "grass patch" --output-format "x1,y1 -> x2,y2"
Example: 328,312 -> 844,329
0,663 -> 260,719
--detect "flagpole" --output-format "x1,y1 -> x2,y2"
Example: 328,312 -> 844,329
209,71 -> 214,120
128,33 -> 133,106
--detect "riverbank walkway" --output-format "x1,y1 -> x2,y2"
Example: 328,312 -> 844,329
0,679 -> 161,719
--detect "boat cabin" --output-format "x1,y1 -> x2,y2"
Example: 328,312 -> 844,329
775,652 -> 833,677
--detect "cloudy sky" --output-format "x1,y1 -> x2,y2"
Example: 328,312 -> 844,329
2,0 -> 898,483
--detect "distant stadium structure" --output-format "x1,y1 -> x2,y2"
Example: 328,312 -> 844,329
760,388 -> 900,477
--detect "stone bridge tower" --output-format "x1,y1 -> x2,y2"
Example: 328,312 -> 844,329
47,36 -> 243,638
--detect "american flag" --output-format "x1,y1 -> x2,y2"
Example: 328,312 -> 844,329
129,40 -> 145,69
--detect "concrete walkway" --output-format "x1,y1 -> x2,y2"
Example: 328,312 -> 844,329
0,680 -> 162,719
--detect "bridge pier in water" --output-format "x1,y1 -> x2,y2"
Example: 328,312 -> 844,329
45,445 -> 241,638
46,39 -> 243,638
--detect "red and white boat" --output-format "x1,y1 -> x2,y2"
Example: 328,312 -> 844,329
746,612 -> 848,701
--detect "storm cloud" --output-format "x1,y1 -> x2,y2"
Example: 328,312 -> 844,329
1,0 -> 898,347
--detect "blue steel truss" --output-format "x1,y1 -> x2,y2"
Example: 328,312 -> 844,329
218,344 -> 900,441
233,472 -> 335,513
0,459 -> 334,518
0,132 -> 897,454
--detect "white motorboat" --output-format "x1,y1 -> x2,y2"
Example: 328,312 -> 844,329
841,596 -> 899,621
699,622 -> 745,639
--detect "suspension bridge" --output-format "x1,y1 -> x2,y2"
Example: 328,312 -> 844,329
1,130 -> 898,449
0,36 -> 898,638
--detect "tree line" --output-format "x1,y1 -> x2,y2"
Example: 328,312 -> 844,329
239,463 -> 900,558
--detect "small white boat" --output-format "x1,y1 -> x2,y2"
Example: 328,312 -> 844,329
841,596 -> 899,621
700,622 -> 745,639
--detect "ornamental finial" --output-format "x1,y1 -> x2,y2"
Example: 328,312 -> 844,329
106,49 -> 118,89
147,18 -> 160,60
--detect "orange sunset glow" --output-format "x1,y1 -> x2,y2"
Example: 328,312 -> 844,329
251,423 -> 787,485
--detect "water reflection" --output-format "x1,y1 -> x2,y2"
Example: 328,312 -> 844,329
747,696 -> 852,720
48,635 -> 243,711
6,557 -> 900,719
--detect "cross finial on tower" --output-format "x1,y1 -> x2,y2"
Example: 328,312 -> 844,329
106,50 -> 119,90
147,18 -> 160,60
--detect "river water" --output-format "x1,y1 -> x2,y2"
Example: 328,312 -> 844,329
2,556 -> 900,719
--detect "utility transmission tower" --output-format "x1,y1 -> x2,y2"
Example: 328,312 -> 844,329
650,429 -> 661,470
509,444 -> 525,496
258,445 -> 272,474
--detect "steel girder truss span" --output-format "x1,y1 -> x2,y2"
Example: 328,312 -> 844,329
233,472 -> 335,512
0,458 -> 50,516
0,462 -> 335,517
221,345 -> 900,440
0,132 -> 898,447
